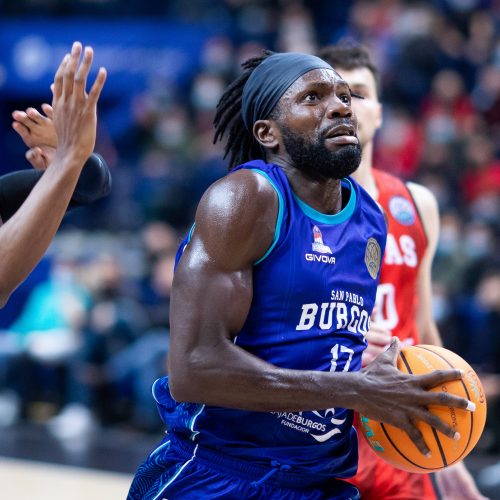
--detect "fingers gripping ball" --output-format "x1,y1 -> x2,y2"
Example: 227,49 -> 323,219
360,345 -> 487,473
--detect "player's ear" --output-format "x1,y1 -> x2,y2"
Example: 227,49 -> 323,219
253,119 -> 279,150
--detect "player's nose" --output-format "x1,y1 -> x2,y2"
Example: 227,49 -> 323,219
325,97 -> 352,120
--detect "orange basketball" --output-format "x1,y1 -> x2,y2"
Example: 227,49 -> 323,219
359,344 -> 487,473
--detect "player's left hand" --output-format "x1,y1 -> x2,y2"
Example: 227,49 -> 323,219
435,461 -> 489,500
12,104 -> 57,149
12,104 -> 57,170
24,146 -> 56,170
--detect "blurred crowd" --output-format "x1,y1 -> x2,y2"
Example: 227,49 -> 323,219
0,223 -> 175,436
0,0 -> 499,460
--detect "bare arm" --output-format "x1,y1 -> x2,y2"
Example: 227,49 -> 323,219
407,182 -> 442,346
168,170 -> 473,456
0,42 -> 106,306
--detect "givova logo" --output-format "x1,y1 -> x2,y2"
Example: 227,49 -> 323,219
305,254 -> 336,264
305,226 -> 335,264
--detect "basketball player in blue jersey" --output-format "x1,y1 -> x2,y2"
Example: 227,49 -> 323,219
128,51 -> 476,500
0,41 -> 107,306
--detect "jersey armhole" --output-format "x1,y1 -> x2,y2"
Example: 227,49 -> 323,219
250,168 -> 284,265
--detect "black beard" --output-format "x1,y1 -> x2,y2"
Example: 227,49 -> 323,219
281,127 -> 362,180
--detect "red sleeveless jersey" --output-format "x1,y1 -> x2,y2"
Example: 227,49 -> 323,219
373,169 -> 427,345
350,171 -> 435,500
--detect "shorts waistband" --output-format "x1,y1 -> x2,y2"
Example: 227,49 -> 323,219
171,433 -> 330,489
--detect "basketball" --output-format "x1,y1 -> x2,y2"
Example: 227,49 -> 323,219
359,344 -> 487,474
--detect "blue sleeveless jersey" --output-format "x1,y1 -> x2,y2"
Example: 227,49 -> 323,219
157,160 -> 387,482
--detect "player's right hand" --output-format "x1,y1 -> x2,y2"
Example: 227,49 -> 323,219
355,337 -> 475,457
51,41 -> 106,168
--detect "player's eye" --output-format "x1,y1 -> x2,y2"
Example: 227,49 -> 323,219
339,94 -> 351,104
303,92 -> 319,102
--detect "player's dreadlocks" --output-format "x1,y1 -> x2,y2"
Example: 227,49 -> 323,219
213,50 -> 276,170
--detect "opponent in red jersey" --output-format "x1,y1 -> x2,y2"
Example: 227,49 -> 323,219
372,168 -> 428,349
319,42 -> 486,500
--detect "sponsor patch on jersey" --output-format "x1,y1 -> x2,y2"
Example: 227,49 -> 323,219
388,196 -> 416,225
365,237 -> 381,279
311,225 -> 332,254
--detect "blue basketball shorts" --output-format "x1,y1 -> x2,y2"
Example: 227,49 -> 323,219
127,434 -> 360,500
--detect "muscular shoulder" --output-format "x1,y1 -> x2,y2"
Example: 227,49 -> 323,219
199,168 -> 277,221
406,182 -> 439,243
192,169 -> 279,269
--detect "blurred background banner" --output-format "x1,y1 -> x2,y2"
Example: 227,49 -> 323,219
0,19 -> 210,95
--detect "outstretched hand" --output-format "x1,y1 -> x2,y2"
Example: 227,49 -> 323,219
356,338 -> 474,457
11,41 -> 106,172
51,41 -> 106,168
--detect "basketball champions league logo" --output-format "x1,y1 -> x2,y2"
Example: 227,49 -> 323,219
365,237 -> 381,279
312,226 -> 333,254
